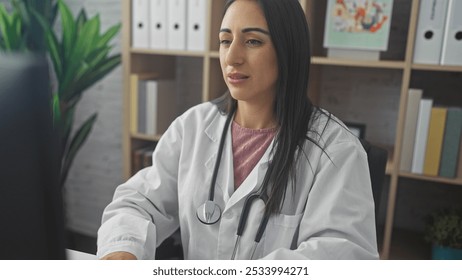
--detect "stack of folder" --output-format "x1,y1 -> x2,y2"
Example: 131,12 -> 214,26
413,0 -> 462,66
400,89 -> 462,179
132,0 -> 207,51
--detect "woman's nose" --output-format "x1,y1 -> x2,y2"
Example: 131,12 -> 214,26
225,41 -> 244,66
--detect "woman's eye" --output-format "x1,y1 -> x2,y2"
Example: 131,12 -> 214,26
220,39 -> 231,46
246,39 -> 262,47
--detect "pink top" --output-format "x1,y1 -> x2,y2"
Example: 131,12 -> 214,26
231,121 -> 277,189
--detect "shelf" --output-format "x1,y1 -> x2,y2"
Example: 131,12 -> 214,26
311,56 -> 406,69
130,48 -> 206,58
399,172 -> 462,186
412,63 -> 462,73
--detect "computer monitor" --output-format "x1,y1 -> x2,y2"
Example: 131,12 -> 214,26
0,53 -> 66,259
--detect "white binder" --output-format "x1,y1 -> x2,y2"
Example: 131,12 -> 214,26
167,0 -> 187,50
441,0 -> 462,66
413,0 -> 449,64
187,0 -> 207,51
411,99 -> 433,174
131,0 -> 150,48
149,0 -> 168,50
400,89 -> 423,172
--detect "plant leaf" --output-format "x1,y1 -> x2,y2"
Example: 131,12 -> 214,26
52,92 -> 61,125
97,23 -> 121,48
60,15 -> 101,100
0,5 -> 15,50
58,0 -> 76,61
75,8 -> 87,32
73,54 -> 121,96
0,5 -> 8,48
72,46 -> 110,84
31,8 -> 63,79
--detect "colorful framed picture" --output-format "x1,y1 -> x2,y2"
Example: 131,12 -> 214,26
323,0 -> 394,51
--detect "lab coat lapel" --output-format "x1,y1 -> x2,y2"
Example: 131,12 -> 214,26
224,138 -> 274,212
204,113 -> 234,203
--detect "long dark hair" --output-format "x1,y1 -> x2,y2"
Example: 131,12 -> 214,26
216,0 -> 314,215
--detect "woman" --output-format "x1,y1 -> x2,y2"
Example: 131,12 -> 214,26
97,0 -> 379,260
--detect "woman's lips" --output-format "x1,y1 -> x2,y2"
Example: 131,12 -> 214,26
227,73 -> 249,84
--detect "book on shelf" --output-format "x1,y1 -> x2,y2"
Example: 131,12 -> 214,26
423,107 -> 448,176
458,140 -> 462,178
136,78 -> 148,134
411,98 -> 433,174
143,147 -> 154,168
439,108 -> 462,178
132,145 -> 157,174
130,74 -> 142,134
400,89 -> 423,172
323,0 -> 394,59
130,73 -> 159,135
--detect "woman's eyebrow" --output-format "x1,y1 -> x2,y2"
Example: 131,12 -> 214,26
242,27 -> 270,35
219,27 -> 270,35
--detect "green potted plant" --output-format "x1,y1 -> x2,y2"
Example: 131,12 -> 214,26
424,207 -> 462,260
0,0 -> 121,188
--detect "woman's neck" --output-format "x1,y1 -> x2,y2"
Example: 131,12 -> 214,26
234,100 -> 277,129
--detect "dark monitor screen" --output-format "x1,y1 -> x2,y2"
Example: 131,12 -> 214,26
0,53 -> 66,259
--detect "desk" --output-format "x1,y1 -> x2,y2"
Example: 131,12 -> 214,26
66,249 -> 97,260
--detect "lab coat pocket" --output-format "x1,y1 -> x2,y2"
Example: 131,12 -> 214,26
263,213 -> 303,254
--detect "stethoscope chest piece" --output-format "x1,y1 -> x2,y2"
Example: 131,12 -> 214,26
196,200 -> 222,224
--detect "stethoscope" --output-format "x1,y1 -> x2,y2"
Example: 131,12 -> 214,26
195,107 -> 271,260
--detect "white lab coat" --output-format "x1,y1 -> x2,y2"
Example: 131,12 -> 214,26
97,102 -> 379,260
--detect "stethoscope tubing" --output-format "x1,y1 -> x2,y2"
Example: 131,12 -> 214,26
198,105 -> 271,259
208,109 -> 235,201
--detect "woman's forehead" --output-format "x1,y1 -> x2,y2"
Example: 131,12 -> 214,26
221,0 -> 268,29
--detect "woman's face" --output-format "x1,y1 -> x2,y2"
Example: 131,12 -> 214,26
219,0 -> 278,106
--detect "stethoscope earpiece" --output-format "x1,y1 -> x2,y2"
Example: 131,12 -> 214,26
196,200 -> 222,225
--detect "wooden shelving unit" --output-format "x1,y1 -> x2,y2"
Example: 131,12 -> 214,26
121,0 -> 462,259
